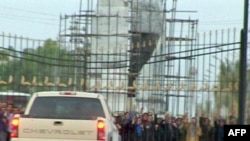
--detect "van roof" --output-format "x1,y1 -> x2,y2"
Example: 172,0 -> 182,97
0,92 -> 31,96
34,91 -> 101,98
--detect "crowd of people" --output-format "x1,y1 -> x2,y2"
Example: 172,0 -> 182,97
114,111 -> 238,141
0,102 -> 20,141
0,100 -> 239,141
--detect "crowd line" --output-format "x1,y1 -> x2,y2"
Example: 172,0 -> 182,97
114,111 -> 239,141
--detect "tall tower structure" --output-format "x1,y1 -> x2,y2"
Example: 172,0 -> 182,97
128,0 -> 165,112
90,0 -> 164,112
59,0 -> 199,114
90,0 -> 129,111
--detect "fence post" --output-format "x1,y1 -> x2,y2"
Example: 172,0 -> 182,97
238,0 -> 249,125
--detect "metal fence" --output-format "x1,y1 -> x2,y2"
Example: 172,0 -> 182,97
0,0 -> 246,122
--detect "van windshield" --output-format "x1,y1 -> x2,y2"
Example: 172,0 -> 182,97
29,96 -> 105,120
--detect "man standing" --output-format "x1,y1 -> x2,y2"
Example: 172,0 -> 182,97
4,104 -> 14,141
0,109 -> 7,141
186,117 -> 202,141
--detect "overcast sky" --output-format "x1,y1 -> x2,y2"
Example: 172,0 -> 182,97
178,0 -> 243,32
0,0 -> 244,40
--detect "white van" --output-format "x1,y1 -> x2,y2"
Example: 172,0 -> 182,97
10,91 -> 120,141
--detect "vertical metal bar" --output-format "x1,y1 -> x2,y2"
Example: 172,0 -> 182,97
56,15 -> 62,91
170,0 -> 177,116
14,34 -> 17,88
127,0 -> 131,112
214,30 -> 219,116
226,28 -> 230,117
94,0 -> 99,94
79,0 -> 82,12
202,32 -> 206,113
20,36 -> 23,92
176,21 -> 184,116
160,0 -> 167,114
77,0 -> 83,91
184,34 -> 189,114
2,32 -> 5,49
232,28 -> 236,115
195,30 -> 199,117
114,13 -> 119,111
238,0 -> 249,125
127,0 -> 132,112
186,19 -> 191,118
83,11 -> 88,92
106,0 -> 111,108
220,29 -> 224,117
209,30 -> 214,117
162,0 -> 169,112
8,33 -> 11,48
32,39 -> 36,91
189,21 -> 195,118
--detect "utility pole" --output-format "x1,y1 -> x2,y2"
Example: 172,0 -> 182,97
238,0 -> 248,125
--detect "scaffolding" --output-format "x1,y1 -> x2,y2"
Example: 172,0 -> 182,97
58,0 -> 199,115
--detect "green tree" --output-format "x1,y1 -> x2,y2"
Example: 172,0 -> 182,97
0,49 -> 9,61
216,59 -> 250,116
0,39 -> 76,93
0,49 -> 10,91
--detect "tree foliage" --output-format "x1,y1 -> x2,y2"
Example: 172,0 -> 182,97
0,39 -> 77,93
216,59 -> 250,116
0,49 -> 9,61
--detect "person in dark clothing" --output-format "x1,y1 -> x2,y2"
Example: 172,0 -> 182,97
121,112 -> 131,141
161,117 -> 175,141
200,118 -> 213,141
199,114 -> 206,141
160,117 -> 168,141
199,113 -> 206,127
155,118 -> 164,141
172,120 -> 178,141
214,119 -> 225,141
0,115 -> 7,141
143,114 -> 154,141
208,119 -> 215,141
128,115 -> 137,141
176,118 -> 186,141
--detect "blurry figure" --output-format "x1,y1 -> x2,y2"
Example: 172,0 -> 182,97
200,118 -> 213,141
0,112 -> 7,141
214,119 -> 225,141
154,118 -> 164,141
142,113 -> 148,124
135,117 -> 144,141
176,118 -> 186,141
114,116 -> 123,135
128,115 -> 137,141
12,107 -> 19,115
1,103 -> 7,109
208,119 -> 215,141
5,104 -> 13,141
228,115 -> 237,125
186,117 -> 202,141
144,113 -> 154,141
121,112 -> 131,141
